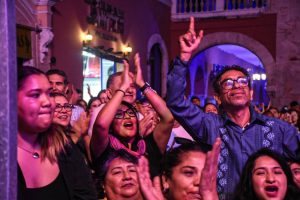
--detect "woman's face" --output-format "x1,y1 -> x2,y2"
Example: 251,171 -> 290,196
18,74 -> 54,133
53,96 -> 72,127
290,162 -> 300,189
252,156 -> 287,200
89,99 -> 101,115
104,157 -> 141,200
112,105 -> 137,140
164,151 -> 206,200
77,100 -> 87,111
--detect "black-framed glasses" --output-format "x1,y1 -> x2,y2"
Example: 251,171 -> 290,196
54,103 -> 74,112
114,109 -> 136,119
220,77 -> 249,90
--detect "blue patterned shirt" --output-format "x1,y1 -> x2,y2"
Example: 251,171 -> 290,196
166,58 -> 300,200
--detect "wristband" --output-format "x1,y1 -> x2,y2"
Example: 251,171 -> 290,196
115,89 -> 126,96
140,82 -> 150,93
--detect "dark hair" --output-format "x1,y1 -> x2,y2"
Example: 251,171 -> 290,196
204,102 -> 218,110
46,69 -> 68,85
212,65 -> 251,95
290,101 -> 299,108
162,142 -> 208,179
191,96 -> 200,101
18,66 -> 45,90
97,89 -> 106,98
234,148 -> 300,200
99,149 -> 138,181
76,99 -> 88,110
51,91 -> 67,99
281,106 -> 289,114
76,88 -> 82,94
106,72 -> 122,89
136,97 -> 149,105
87,97 -> 100,113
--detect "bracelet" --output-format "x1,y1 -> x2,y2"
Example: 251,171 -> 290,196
115,89 -> 126,96
140,82 -> 150,93
143,86 -> 157,95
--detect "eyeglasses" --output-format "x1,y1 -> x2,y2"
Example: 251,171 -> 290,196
54,103 -> 74,112
220,77 -> 249,90
114,109 -> 136,119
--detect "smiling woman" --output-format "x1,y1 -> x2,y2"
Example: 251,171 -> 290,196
233,149 -> 300,200
17,66 -> 97,200
99,150 -> 142,200
91,55 -> 174,182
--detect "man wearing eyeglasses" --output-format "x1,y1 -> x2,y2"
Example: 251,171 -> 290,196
166,17 -> 300,200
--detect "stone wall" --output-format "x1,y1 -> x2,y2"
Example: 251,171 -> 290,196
267,0 -> 300,107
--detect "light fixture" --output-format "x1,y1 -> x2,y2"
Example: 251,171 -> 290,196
122,44 -> 132,58
83,31 -> 93,46
252,73 -> 261,80
82,50 -> 95,58
261,73 -> 266,80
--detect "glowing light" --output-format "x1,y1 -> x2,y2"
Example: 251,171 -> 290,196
82,51 -> 95,58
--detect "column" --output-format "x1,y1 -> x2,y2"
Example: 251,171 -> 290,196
0,0 -> 17,200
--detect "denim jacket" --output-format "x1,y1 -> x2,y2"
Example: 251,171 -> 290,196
167,57 -> 300,200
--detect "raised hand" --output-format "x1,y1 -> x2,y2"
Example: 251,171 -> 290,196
139,113 -> 156,137
134,53 -> 145,88
199,137 -> 221,200
120,59 -> 133,91
65,83 -> 80,104
179,17 -> 204,61
72,111 -> 90,137
137,156 -> 164,200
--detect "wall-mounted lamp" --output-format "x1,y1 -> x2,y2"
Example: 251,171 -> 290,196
83,31 -> 93,46
122,44 -> 132,58
252,73 -> 267,81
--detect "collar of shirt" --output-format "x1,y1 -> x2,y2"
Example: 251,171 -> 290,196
221,105 -> 267,127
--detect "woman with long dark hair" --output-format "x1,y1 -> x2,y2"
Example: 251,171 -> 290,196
17,66 -> 97,200
91,53 -> 174,178
234,148 -> 300,200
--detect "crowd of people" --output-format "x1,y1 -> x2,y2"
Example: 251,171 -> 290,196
17,17 -> 300,200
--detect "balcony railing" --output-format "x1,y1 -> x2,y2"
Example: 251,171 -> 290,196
172,0 -> 268,20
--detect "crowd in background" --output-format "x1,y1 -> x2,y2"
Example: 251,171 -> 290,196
17,17 -> 300,200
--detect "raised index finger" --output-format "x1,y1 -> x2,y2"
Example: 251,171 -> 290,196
189,16 -> 195,32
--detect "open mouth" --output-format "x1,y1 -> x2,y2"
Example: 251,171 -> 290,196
58,115 -> 69,120
264,185 -> 278,197
230,91 -> 245,96
187,193 -> 202,200
123,122 -> 133,128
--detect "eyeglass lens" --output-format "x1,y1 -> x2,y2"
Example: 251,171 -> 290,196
221,77 -> 248,89
115,109 -> 136,119
55,104 -> 73,112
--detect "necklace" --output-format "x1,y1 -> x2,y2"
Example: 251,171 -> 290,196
18,146 -> 40,159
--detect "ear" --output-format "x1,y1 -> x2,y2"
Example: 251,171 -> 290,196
162,174 -> 170,191
106,88 -> 113,97
250,89 -> 254,101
